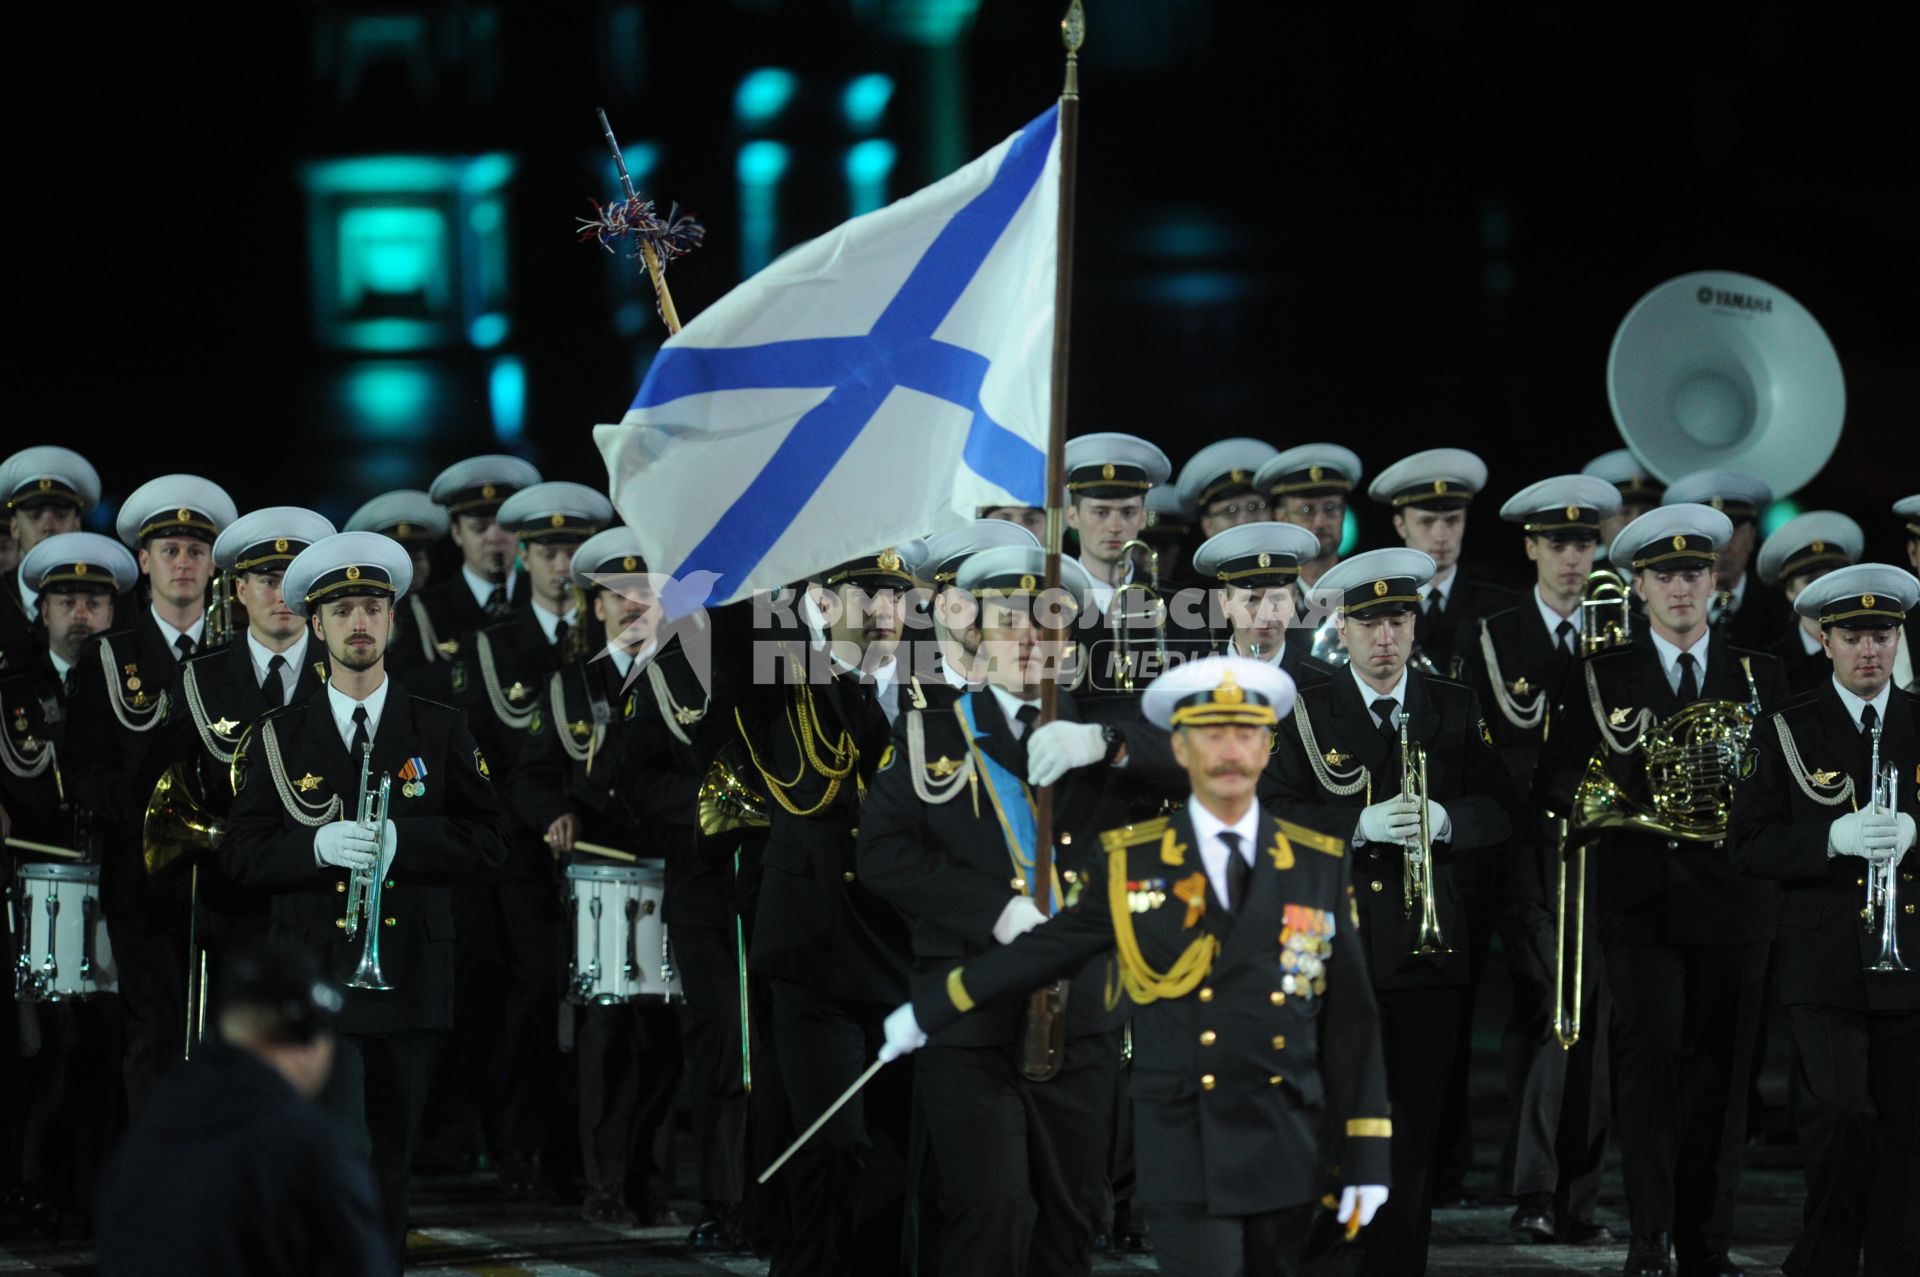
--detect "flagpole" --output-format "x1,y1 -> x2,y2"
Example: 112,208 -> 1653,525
1018,0 -> 1082,1085
1033,0 -> 1082,914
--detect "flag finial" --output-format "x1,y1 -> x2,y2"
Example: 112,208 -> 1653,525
1061,2 -> 1084,98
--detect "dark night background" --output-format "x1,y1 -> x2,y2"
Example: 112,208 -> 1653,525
17,2 -> 1918,559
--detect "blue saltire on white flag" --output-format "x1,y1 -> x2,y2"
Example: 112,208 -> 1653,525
595,105 -> 1060,610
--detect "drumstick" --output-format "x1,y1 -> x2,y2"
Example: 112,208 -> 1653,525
5,837 -> 85,861
569,839 -> 638,863
758,1056 -> 888,1184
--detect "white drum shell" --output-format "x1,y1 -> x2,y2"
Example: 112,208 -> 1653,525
15,863 -> 117,1001
564,861 -> 681,1004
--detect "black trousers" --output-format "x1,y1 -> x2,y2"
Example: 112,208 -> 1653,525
320,1030 -> 442,1269
104,905 -> 187,1115
765,979 -> 911,1277
1149,1199 -> 1317,1277
914,1029 -> 1120,1277
1601,920 -> 1767,1262
1498,877 -> 1611,1221
11,999 -> 126,1212
1434,865 -> 1500,1196
666,859 -> 749,1206
574,1001 -> 681,1208
1783,1004 -> 1920,1277
1359,984 -> 1464,1277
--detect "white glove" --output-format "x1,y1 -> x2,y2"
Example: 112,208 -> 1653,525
878,1002 -> 927,1062
374,821 -> 398,880
1356,795 -> 1422,847
1338,1183 -> 1389,1227
1830,809 -> 1901,861
1425,800 -> 1451,843
1026,721 -> 1106,787
314,820 -> 378,871
993,896 -> 1048,944
1897,812 -> 1917,855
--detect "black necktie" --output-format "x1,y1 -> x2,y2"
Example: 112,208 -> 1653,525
1426,590 -> 1445,618
1221,830 -> 1250,912
1555,619 -> 1574,657
552,618 -> 571,657
485,585 -> 510,619
1371,696 -> 1399,752
1015,704 -> 1040,739
348,705 -> 370,759
264,653 -> 287,707
174,634 -> 195,662
1676,651 -> 1699,703
1861,704 -> 1878,736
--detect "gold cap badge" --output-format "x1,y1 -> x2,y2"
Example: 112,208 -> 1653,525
1373,579 -> 1388,596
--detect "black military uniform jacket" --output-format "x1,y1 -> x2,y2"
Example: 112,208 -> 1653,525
221,680 -> 510,1035
1418,566 -> 1517,676
858,685 -> 1128,1046
1730,681 -> 1919,1012
455,604 -> 573,878
0,571 -> 35,672
509,643 -> 707,862
95,1040 -> 391,1275
400,570 -> 532,700
1535,634 -> 1788,944
745,654 -> 909,1005
1765,624 -> 1833,700
1719,572 -> 1795,653
913,806 -> 1391,1217
176,640 -> 331,818
1268,668 -> 1515,990
0,664 -> 72,846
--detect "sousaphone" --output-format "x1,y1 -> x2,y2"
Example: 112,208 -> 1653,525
1607,270 -> 1845,494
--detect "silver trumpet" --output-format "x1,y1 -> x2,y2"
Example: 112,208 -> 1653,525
1400,716 -> 1449,957
1864,715 -> 1908,973
343,741 -> 396,991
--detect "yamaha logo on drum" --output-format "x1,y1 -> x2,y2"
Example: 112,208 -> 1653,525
1696,285 -> 1773,314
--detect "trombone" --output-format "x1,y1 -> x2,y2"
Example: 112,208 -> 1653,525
1551,814 -> 1586,1048
343,742 -> 395,991
1399,717 -> 1449,956
1580,568 -> 1631,656
1109,538 -> 1166,692
1864,715 -> 1908,973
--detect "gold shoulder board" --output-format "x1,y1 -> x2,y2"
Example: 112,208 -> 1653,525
1277,818 -> 1344,857
1098,816 -> 1171,854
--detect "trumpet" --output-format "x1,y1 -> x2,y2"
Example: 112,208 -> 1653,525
205,570 -> 235,649
1109,538 -> 1166,693
1864,715 -> 1908,973
343,741 -> 395,991
1399,716 -> 1449,956
1580,568 -> 1631,656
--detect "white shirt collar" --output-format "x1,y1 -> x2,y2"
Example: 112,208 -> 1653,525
530,598 -> 575,645
606,645 -> 636,682
1831,675 -> 1891,732
1084,558 -> 1132,617
1725,573 -> 1749,610
1188,798 -> 1261,906
1533,585 -> 1580,646
326,675 -> 391,753
462,564 -> 514,611
1798,624 -> 1824,657
246,629 -> 310,702
1419,566 -> 1458,603
17,567 -> 38,621
150,604 -> 206,655
988,683 -> 1041,738
1350,665 -> 1410,723
50,649 -> 71,682
1647,626 -> 1710,695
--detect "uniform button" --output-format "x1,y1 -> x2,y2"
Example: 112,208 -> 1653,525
1857,878 -> 1866,887
1367,849 -> 1378,859
1198,987 -> 1214,1003
844,871 -> 856,882
850,828 -> 859,839
383,917 -> 396,927
1906,904 -> 1916,916
1200,1074 -> 1216,1091
1199,1030 -> 1217,1046
1904,872 -> 1915,882
1370,880 -> 1384,892
1272,1035 -> 1286,1050
1269,1075 -> 1283,1087
1062,870 -> 1078,885
1010,877 -> 1026,891
334,918 -> 346,929
1271,991 -> 1287,1006
1059,833 -> 1072,846
335,882 -> 346,893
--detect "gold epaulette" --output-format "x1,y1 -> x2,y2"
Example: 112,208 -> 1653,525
1277,818 -> 1343,858
1097,817 -> 1171,854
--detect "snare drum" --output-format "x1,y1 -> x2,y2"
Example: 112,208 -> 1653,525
564,861 -> 682,1004
14,863 -> 117,1001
